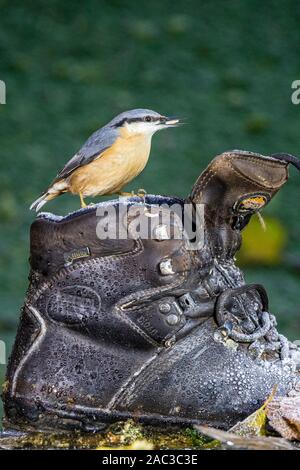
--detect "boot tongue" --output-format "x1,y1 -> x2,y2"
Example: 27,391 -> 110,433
186,150 -> 291,259
187,150 -> 289,217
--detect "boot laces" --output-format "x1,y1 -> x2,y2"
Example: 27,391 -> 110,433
215,283 -> 295,363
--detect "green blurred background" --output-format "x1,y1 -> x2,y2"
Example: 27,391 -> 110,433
1,0 -> 300,422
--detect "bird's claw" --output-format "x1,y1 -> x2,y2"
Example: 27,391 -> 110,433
79,192 -> 87,208
118,189 -> 147,199
137,188 -> 147,199
118,191 -> 135,197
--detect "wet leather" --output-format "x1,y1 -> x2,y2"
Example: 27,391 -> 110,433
3,150 -> 299,432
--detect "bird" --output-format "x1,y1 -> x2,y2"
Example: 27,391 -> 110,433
30,109 -> 179,211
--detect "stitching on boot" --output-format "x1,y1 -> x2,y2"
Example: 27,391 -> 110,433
27,238 -> 144,305
226,159 -> 285,190
11,305 -> 47,396
109,320 -> 213,409
106,353 -> 161,410
114,275 -> 187,347
191,152 -> 287,201
45,285 -> 102,328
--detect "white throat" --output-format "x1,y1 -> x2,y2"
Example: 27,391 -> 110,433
124,121 -> 160,136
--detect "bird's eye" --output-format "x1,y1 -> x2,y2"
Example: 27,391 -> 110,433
144,116 -> 152,122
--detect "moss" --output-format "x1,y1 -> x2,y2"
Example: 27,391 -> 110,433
0,421 -> 215,450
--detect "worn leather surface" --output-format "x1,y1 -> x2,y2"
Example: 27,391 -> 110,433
3,150 -> 299,432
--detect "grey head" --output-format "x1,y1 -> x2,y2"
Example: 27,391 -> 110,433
106,108 -> 180,135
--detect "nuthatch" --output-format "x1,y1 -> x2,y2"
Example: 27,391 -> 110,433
30,109 -> 179,211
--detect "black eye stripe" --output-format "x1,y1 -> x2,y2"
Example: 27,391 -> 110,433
114,116 -> 158,127
113,118 -> 127,127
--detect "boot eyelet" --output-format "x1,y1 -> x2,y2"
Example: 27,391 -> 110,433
159,302 -> 171,314
166,313 -> 180,326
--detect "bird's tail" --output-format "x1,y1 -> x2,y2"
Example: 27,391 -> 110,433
30,191 -> 58,212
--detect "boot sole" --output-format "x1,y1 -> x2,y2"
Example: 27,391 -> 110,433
4,398 -> 230,433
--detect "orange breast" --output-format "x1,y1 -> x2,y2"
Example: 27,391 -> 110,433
68,134 -> 151,196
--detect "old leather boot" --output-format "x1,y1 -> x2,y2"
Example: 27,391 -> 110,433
3,150 -> 300,432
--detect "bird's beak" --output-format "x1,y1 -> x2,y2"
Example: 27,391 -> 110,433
161,116 -> 180,127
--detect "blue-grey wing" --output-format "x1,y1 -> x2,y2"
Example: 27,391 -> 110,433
52,125 -> 119,182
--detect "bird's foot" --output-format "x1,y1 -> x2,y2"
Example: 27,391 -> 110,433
137,188 -> 147,199
118,189 -> 147,199
118,191 -> 136,198
79,192 -> 87,208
